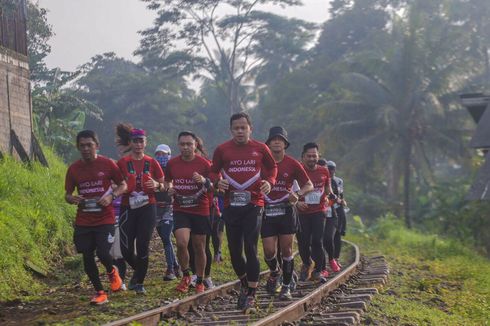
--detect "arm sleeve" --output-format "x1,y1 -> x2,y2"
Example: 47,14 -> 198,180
261,144 -> 277,185
152,159 -> 165,180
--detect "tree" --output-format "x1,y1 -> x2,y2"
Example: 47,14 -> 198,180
26,0 -> 54,84
137,0 -> 315,114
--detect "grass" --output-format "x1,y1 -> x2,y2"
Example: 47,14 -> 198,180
347,214 -> 490,325
0,149 -> 75,301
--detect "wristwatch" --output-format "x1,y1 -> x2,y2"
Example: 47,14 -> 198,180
111,192 -> 117,200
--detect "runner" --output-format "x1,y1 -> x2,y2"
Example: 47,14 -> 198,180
296,142 -> 333,282
110,182 -> 127,290
327,160 -> 345,270
154,144 -> 182,281
211,194 -> 225,263
211,112 -> 278,312
65,130 -> 127,305
262,126 -> 313,300
117,128 -> 165,294
165,131 -> 213,294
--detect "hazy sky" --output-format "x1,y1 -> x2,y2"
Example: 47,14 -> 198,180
38,0 -> 331,71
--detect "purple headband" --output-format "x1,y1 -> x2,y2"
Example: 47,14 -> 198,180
131,128 -> 146,138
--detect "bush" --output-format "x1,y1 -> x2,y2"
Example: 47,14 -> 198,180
0,149 -> 75,301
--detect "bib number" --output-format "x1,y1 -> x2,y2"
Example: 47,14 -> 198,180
326,206 -> 333,218
305,191 -> 321,205
230,191 -> 251,207
177,195 -> 199,208
81,198 -> 102,213
129,194 -> 150,209
265,203 -> 286,217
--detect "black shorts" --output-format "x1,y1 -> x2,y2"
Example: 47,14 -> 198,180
261,206 -> 298,238
174,211 -> 211,235
73,224 -> 115,254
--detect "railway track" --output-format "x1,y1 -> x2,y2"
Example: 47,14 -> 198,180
105,241 -> 388,326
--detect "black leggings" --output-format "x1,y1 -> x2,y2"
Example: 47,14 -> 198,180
83,250 -> 113,292
223,204 -> 263,283
211,216 -> 224,255
334,206 -> 346,259
189,234 -> 212,277
297,211 -> 326,273
119,204 -> 156,284
323,217 -> 338,263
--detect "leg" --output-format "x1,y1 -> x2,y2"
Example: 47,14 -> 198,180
190,234 -> 207,278
188,236 -> 195,274
323,217 -> 337,262
204,234 -> 212,277
279,234 -> 295,285
134,205 -> 156,284
95,225 -> 115,273
297,214 -> 312,266
82,251 -> 104,291
242,206 -> 263,289
311,212 -> 326,273
224,211 -> 247,281
119,207 -> 137,270
262,236 -> 279,272
157,219 -> 177,272
175,228 -> 191,272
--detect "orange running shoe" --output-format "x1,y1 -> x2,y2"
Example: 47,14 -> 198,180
108,266 -> 123,292
90,290 -> 108,305
176,275 -> 191,293
195,282 -> 205,294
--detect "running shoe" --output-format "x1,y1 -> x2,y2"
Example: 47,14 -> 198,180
329,259 -> 341,273
195,283 -> 205,294
242,295 -> 257,314
236,285 -> 248,310
176,275 -> 192,293
120,283 -> 127,291
266,275 -> 280,295
134,284 -> 146,295
311,270 -> 322,281
163,269 -> 176,281
319,269 -> 329,283
203,277 -> 215,289
90,290 -> 108,305
336,259 -> 342,268
290,271 -> 298,292
299,263 -> 314,281
278,285 -> 292,301
128,275 -> 137,290
189,274 -> 197,288
107,266 -> 123,292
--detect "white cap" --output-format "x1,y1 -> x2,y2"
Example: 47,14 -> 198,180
155,144 -> 171,154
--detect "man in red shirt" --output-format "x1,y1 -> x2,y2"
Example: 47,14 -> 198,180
211,112 -> 277,313
65,130 -> 127,305
296,142 -> 333,283
165,131 -> 213,294
117,128 -> 165,294
262,126 -> 313,300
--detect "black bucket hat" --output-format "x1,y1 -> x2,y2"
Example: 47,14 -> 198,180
266,126 -> 290,149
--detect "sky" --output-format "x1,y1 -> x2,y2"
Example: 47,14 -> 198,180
38,0 -> 331,71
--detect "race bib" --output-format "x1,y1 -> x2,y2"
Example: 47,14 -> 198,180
129,194 -> 150,209
177,195 -> 199,208
230,191 -> 251,207
334,203 -> 340,209
81,198 -> 102,213
265,203 -> 286,217
305,191 -> 322,205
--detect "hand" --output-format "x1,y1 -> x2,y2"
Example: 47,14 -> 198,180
342,199 -> 348,206
144,177 -> 158,191
217,179 -> 229,192
296,201 -> 308,211
288,191 -> 299,205
192,172 -> 205,184
336,198 -> 342,204
67,194 -> 84,205
167,187 -> 176,196
260,180 -> 271,194
97,194 -> 113,207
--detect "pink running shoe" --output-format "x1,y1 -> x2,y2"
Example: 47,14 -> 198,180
329,259 -> 341,272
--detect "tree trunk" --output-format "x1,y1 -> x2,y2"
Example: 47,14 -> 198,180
403,139 -> 412,228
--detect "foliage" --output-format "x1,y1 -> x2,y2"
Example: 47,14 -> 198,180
137,0 -> 316,114
26,0 -> 54,84
0,149 -> 75,301
347,215 -> 490,325
32,69 -> 103,162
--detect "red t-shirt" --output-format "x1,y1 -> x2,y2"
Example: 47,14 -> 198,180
165,155 -> 211,216
300,164 -> 331,214
117,155 -> 164,206
211,139 -> 277,207
264,155 -> 310,204
65,155 -> 124,226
